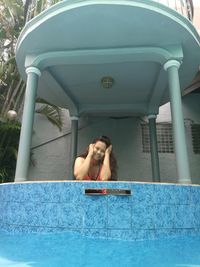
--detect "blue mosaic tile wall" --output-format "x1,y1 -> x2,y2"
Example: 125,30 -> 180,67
0,181 -> 200,241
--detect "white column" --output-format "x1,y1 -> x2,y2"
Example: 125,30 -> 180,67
147,114 -> 160,182
15,67 -> 41,181
69,116 -> 79,179
164,60 -> 191,183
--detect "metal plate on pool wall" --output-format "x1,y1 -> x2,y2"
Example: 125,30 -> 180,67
85,188 -> 131,196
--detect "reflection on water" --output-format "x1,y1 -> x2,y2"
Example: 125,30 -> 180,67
0,232 -> 200,267
0,256 -> 34,267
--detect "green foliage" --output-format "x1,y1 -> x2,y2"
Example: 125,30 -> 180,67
0,0 -> 25,119
0,0 -> 63,182
0,121 -> 21,183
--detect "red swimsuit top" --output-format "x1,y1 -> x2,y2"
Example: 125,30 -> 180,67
84,164 -> 102,181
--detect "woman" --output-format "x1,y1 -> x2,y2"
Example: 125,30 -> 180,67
74,136 -> 117,181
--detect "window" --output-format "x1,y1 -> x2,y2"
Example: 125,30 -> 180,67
191,124 -> 200,154
141,123 -> 174,153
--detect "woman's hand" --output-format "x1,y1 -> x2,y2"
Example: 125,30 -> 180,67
105,145 -> 112,155
101,145 -> 112,181
88,143 -> 95,157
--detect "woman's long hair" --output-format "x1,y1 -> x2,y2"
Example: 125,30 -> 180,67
78,136 -> 118,180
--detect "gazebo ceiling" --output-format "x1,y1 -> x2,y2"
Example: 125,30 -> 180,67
16,0 -> 200,117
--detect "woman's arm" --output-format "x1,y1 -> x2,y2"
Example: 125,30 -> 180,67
100,145 -> 112,181
74,144 -> 94,180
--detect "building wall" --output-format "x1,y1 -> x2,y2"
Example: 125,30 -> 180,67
28,94 -> 200,184
28,109 -> 71,181
193,0 -> 200,33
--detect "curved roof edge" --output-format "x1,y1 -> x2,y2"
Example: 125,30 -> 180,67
16,0 -> 200,53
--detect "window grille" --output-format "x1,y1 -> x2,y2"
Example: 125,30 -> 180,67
191,124 -> 200,154
141,123 -> 174,153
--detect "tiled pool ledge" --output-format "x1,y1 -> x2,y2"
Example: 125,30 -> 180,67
0,181 -> 200,241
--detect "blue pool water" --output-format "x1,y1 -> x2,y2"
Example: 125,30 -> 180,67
0,232 -> 200,267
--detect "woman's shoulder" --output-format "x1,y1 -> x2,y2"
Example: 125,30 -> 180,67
74,157 -> 85,168
75,156 -> 85,162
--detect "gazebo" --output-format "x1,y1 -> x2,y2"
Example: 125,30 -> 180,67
15,0 -> 200,183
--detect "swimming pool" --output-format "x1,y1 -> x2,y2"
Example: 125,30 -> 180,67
1,181 -> 200,266
0,232 -> 200,267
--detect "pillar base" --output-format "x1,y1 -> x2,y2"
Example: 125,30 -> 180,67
178,179 -> 191,184
14,177 -> 27,182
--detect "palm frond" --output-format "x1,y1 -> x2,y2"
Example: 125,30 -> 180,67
35,98 -> 63,131
0,0 -> 64,182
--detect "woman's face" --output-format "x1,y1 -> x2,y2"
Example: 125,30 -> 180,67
93,141 -> 107,161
